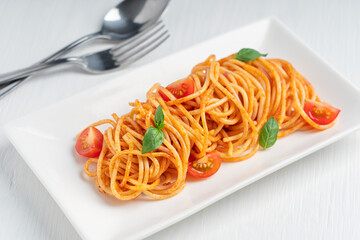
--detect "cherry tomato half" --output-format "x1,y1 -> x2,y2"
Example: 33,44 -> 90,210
159,77 -> 195,101
187,151 -> 222,178
75,127 -> 104,158
303,99 -> 340,125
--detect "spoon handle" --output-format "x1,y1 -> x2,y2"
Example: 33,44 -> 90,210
42,32 -> 107,62
0,81 -> 24,99
0,32 -> 107,98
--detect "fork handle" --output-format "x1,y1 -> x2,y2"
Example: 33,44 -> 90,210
0,58 -> 82,85
0,31 -> 108,97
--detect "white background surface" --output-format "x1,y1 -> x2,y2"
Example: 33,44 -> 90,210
0,0 -> 359,239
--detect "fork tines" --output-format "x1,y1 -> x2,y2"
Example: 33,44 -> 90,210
110,21 -> 170,66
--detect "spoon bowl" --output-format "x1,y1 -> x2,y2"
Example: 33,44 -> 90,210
0,0 -> 170,98
102,0 -> 169,39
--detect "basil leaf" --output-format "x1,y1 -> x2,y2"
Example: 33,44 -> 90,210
259,117 -> 279,149
154,105 -> 164,129
141,105 -> 166,154
141,126 -> 165,154
234,48 -> 267,63
157,122 -> 165,130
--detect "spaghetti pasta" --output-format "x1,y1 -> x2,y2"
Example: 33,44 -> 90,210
80,52 -> 337,200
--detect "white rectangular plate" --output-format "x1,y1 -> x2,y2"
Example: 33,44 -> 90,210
5,18 -> 360,240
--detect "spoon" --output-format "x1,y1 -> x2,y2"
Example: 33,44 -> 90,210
45,0 -> 169,61
0,0 -> 169,97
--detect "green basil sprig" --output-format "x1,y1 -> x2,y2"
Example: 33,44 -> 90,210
234,48 -> 267,63
259,117 -> 279,149
142,105 -> 165,154
154,105 -> 165,129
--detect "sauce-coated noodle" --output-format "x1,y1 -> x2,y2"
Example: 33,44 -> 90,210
81,53 -> 336,200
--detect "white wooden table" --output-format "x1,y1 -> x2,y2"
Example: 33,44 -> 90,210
0,0 -> 359,239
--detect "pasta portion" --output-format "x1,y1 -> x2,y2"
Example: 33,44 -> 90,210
78,51 -> 339,200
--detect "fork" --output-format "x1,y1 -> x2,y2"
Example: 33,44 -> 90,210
0,23 -> 169,86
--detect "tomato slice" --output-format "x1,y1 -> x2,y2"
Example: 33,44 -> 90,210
159,77 -> 195,101
187,151 -> 222,178
303,99 -> 340,125
75,127 -> 104,158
